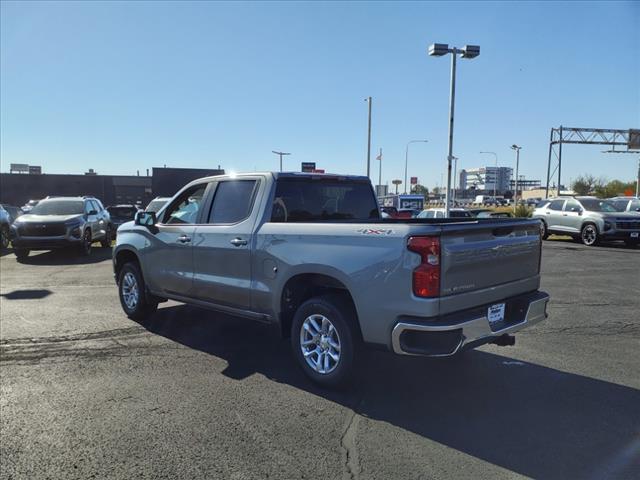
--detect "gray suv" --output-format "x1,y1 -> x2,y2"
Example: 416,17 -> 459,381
11,196 -> 113,260
0,205 -> 10,250
533,196 -> 640,246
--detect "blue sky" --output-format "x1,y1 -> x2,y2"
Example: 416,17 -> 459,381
1,1 -> 638,189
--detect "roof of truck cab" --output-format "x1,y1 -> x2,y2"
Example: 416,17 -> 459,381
193,171 -> 371,183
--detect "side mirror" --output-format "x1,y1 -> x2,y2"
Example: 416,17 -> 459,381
135,211 -> 157,228
88,209 -> 98,216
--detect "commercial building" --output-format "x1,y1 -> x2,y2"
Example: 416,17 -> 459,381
0,166 -> 224,207
459,166 -> 513,194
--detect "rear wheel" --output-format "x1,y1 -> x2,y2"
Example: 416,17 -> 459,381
580,223 -> 599,246
291,294 -> 357,389
118,262 -> 158,321
539,220 -> 549,240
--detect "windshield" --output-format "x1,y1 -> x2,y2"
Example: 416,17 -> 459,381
579,199 -> 619,212
30,200 -> 84,216
108,207 -> 137,218
450,210 -> 472,218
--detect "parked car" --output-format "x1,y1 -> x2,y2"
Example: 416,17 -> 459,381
11,196 -> 113,260
608,196 -> 640,213
0,205 -> 10,250
417,208 -> 473,219
21,199 -> 40,213
145,197 -> 171,213
0,204 -> 23,223
532,196 -> 640,246
107,204 -> 140,233
113,172 -> 549,388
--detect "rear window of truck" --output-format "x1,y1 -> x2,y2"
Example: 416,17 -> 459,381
271,177 -> 380,222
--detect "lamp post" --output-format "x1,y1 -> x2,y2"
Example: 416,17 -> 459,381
511,145 -> 522,209
365,97 -> 372,178
479,151 -> 498,199
272,151 -> 291,172
428,43 -> 480,217
404,140 -> 428,194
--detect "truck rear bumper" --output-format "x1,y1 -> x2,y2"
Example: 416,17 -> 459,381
391,290 -> 549,356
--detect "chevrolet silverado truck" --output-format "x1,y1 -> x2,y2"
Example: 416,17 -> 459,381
113,172 -> 550,388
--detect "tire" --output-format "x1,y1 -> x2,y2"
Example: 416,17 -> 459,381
118,262 -> 158,321
580,223 -> 599,246
539,220 -> 549,240
291,294 -> 358,389
100,226 -> 112,248
79,229 -> 92,256
14,248 -> 29,261
1,225 -> 9,250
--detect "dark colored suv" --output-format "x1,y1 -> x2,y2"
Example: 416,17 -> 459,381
11,196 -> 113,260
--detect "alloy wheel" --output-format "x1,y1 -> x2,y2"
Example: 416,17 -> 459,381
121,272 -> 139,310
581,225 -> 597,246
300,314 -> 341,375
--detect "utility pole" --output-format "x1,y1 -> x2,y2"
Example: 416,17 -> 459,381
272,151 -> 291,172
365,97 -> 372,178
511,145 -> 522,209
404,140 -> 428,194
636,157 -> 640,197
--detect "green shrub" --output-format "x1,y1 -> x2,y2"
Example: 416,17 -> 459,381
514,204 -> 532,218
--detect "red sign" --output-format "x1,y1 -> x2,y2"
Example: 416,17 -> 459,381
410,177 -> 418,185
313,169 -> 325,173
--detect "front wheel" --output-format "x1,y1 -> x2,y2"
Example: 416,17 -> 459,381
79,229 -> 92,256
118,262 -> 158,321
100,226 -> 112,248
580,223 -> 599,246
291,294 -> 357,389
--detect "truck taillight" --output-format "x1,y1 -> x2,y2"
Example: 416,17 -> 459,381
407,236 -> 440,297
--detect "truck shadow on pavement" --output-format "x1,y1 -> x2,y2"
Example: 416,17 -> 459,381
144,304 -> 640,480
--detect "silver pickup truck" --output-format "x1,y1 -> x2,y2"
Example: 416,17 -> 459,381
113,172 -> 549,388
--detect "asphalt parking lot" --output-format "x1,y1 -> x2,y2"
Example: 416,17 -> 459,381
1,240 -> 639,480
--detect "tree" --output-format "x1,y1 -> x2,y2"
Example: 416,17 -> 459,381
594,179 -> 635,198
571,175 -> 604,195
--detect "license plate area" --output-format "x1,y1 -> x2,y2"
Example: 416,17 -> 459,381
488,303 -> 506,327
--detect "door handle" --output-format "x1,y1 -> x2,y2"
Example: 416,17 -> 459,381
230,237 -> 248,247
177,235 -> 191,243
546,212 -> 551,215
562,214 -> 568,216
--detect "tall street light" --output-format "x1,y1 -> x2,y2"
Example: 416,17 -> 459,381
404,140 -> 428,194
429,43 -> 480,217
452,156 -> 459,205
511,145 -> 522,208
272,151 -> 291,172
365,97 -> 372,178
480,151 -> 498,199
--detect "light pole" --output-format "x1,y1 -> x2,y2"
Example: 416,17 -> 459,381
429,43 -> 480,216
365,97 -> 372,178
404,140 -> 428,194
376,148 -> 383,194
511,145 -> 522,208
272,151 -> 291,172
480,151 -> 498,199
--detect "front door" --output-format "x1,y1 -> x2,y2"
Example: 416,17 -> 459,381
192,178 -> 262,309
545,199 -> 566,231
145,183 -> 208,298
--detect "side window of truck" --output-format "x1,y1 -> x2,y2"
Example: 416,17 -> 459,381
163,184 -> 207,225
208,180 -> 258,224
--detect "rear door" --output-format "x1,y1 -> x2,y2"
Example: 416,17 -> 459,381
192,177 -> 263,309
545,199 -> 566,230
145,183 -> 209,297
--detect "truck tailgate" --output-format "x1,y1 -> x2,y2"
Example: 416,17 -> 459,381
438,219 -> 541,311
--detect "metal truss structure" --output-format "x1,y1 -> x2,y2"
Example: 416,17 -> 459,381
545,126 -> 640,198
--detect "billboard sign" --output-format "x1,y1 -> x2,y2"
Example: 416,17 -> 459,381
10,163 -> 29,174
29,166 -> 42,175
410,176 -> 418,185
301,162 -> 316,172
629,129 -> 640,150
